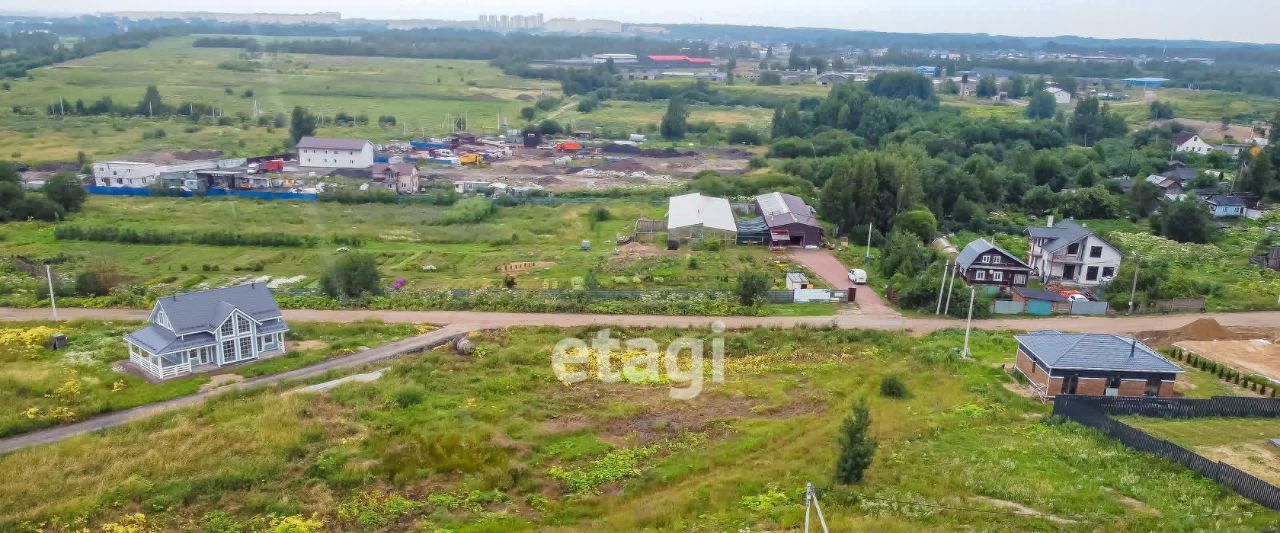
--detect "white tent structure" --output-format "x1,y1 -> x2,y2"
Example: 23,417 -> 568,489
666,193 -> 738,244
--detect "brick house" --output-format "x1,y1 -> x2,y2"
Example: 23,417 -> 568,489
1013,332 -> 1183,400
956,238 -> 1032,287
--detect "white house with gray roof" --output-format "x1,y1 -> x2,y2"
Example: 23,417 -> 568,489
125,284 -> 288,380
296,136 -> 374,168
1013,332 -> 1182,399
1026,217 -> 1123,287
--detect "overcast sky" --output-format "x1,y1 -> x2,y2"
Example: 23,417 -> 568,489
6,0 -> 1278,44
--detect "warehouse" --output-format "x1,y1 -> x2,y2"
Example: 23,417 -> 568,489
754,192 -> 823,246
667,193 -> 737,245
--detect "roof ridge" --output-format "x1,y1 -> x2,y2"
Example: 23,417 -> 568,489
163,283 -> 262,300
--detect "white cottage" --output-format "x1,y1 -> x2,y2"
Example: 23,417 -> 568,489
92,161 -> 159,187
1026,217 -> 1124,287
125,284 -> 288,379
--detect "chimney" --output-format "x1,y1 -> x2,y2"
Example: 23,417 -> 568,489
1046,215 -> 1054,228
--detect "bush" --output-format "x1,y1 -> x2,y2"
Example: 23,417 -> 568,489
588,205 -> 611,222
320,253 -> 381,299
879,375 -> 908,398
734,270 -> 770,306
74,264 -> 126,297
834,402 -> 876,484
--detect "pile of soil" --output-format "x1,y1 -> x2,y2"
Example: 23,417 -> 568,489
601,144 -> 698,158
601,159 -> 654,173
172,150 -> 223,161
1138,318 -> 1238,347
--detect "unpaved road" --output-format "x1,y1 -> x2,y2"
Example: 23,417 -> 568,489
3,306 -> 1280,336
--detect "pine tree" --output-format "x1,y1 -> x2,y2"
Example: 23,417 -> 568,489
834,402 -> 877,484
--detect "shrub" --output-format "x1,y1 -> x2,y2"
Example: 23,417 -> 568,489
392,385 -> 425,408
320,253 -> 380,299
834,402 -> 877,484
879,375 -> 908,398
734,270 -> 770,306
588,205 -> 611,222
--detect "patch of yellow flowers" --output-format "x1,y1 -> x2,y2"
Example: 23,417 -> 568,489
0,325 -> 59,350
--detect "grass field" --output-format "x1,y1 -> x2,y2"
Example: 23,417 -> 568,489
546,98 -> 774,143
0,196 -> 821,299
1121,417 -> 1280,485
0,320 -> 421,437
0,35 -> 558,162
0,326 -> 1274,530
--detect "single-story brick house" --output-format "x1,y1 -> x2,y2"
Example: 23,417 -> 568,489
1013,331 -> 1182,400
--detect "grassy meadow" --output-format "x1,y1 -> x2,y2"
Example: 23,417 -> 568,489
0,320 -> 422,438
0,196 -> 821,299
1121,417 -> 1280,484
0,326 -> 1275,531
0,35 -> 558,162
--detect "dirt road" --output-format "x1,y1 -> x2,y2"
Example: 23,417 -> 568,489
787,248 -> 900,319
3,307 -> 1280,336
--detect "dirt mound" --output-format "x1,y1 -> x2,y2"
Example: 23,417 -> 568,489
601,159 -> 654,173
601,144 -> 698,158
1138,318 -> 1239,347
172,150 -> 222,161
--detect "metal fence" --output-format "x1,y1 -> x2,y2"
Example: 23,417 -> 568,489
992,300 -> 1024,314
84,185 -> 317,202
1053,395 -> 1280,510
1136,298 -> 1207,314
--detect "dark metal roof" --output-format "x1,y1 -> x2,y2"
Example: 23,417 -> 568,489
956,238 -> 1031,270
1011,287 -> 1068,302
1026,218 -> 1121,256
1205,195 -> 1246,207
296,136 -> 371,151
755,192 -> 820,229
1159,166 -> 1200,183
152,284 -> 283,336
1015,333 -> 1183,373
125,325 -> 216,355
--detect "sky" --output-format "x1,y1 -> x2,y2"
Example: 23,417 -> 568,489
4,0 -> 1278,44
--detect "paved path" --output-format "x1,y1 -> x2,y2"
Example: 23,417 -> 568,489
787,248 -> 900,318
0,325 -> 471,454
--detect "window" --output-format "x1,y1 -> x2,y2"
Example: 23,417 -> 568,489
1090,246 -> 1103,258
981,255 -> 991,264
222,340 -> 235,362
1102,267 -> 1115,278
974,270 -> 986,281
1086,266 -> 1099,281
1013,274 -> 1026,285
1144,378 -> 1161,397
992,271 -> 1004,281
220,319 -> 234,336
237,315 -> 251,333
238,336 -> 253,358
1066,243 -> 1079,255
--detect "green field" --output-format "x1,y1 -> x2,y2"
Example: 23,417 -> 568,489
0,326 -> 1274,530
546,98 -> 774,142
0,319 -> 421,437
0,196 -> 823,301
0,35 -> 558,162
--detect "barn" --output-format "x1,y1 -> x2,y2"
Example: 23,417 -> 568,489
754,192 -> 823,246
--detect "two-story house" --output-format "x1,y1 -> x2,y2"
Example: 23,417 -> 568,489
124,284 -> 288,380
296,137 -> 374,169
1172,132 -> 1215,155
1026,218 -> 1123,287
956,238 -> 1032,287
370,163 -> 420,194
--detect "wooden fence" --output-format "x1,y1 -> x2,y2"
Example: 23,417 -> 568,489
1136,297 -> 1207,314
1053,395 -> 1280,510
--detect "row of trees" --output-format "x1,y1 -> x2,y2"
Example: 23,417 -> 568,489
0,163 -> 84,222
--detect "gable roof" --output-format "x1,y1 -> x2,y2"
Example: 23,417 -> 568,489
1205,194 -> 1245,207
153,283 -> 283,335
1027,218 -> 1122,256
1015,332 -> 1183,374
956,238 -> 1030,270
372,163 -> 417,177
1172,132 -> 1199,146
1159,166 -> 1200,182
296,137 -> 371,151
667,193 -> 737,233
755,192 -> 820,228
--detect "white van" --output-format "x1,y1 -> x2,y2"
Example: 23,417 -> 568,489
847,268 -> 868,285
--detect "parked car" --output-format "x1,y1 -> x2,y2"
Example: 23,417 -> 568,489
847,268 -> 868,284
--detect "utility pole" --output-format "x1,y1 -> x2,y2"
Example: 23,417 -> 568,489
864,223 -> 872,263
1127,256 -> 1140,314
45,265 -> 58,321
961,286 -> 975,358
935,258 -> 951,315
803,482 -> 829,533
942,263 -> 958,315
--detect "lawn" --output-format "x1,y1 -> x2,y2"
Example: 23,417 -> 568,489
0,196 -> 823,303
0,319 -> 422,437
1120,417 -> 1280,485
0,327 -> 1275,531
546,98 -> 775,143
0,35 -> 558,162
1108,88 -> 1280,126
